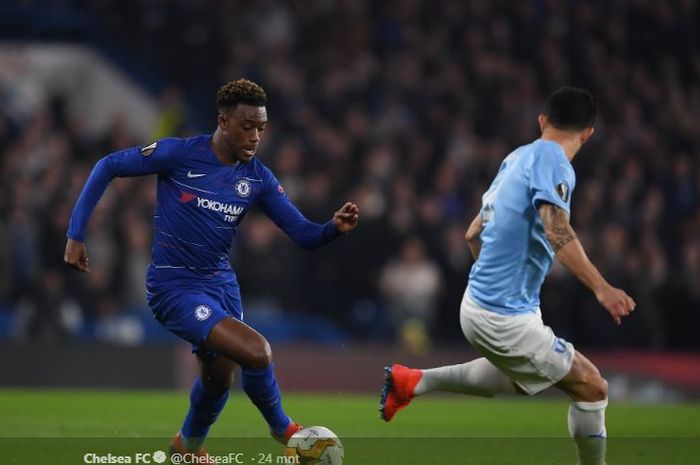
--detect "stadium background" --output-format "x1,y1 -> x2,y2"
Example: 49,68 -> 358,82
0,0 -> 699,402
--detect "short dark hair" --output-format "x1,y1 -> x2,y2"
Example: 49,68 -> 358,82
544,87 -> 597,131
216,79 -> 267,113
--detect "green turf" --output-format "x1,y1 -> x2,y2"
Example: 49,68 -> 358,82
0,389 -> 698,464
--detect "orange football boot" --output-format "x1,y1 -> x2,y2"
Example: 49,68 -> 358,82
379,364 -> 423,422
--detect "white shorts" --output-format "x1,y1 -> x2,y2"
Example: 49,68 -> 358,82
460,293 -> 575,395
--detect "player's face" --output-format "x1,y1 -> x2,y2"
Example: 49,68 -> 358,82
221,104 -> 268,163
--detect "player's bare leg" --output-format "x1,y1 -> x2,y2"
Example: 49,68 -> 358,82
556,351 -> 608,401
556,351 -> 609,465
204,317 -> 273,369
203,318 -> 301,443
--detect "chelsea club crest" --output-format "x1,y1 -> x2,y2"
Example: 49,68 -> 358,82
194,305 -> 211,321
235,179 -> 251,198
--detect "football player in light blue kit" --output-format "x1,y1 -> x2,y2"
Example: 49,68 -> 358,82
65,79 -> 359,461
381,87 -> 635,465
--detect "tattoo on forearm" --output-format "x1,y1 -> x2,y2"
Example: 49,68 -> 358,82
551,234 -> 576,252
540,204 -> 577,253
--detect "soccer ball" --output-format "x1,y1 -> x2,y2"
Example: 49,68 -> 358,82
284,426 -> 344,465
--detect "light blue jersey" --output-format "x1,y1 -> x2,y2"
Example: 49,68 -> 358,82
467,139 -> 576,315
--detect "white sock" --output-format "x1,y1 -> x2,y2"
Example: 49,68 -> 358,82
568,399 -> 608,465
414,358 -> 516,396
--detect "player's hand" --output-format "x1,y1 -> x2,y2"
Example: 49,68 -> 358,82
64,238 -> 91,273
332,202 -> 360,233
594,284 -> 635,325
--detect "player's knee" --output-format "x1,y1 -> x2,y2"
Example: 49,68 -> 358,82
590,375 -> 608,401
580,368 -> 608,401
247,339 -> 273,369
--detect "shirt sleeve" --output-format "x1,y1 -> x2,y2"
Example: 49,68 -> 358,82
530,147 -> 576,213
67,139 -> 180,241
257,167 -> 342,250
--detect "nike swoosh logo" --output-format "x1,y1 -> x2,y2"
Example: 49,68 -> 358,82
187,171 -> 206,178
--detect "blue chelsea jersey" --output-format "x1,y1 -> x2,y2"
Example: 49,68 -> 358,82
148,136 -> 274,273
467,139 -> 576,315
67,135 -> 340,288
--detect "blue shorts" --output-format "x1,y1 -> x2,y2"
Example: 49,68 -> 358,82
147,281 -> 243,360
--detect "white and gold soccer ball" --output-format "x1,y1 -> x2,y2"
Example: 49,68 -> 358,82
284,426 -> 344,465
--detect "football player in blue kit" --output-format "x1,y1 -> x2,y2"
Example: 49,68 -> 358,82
380,88 -> 635,465
65,79 -> 359,460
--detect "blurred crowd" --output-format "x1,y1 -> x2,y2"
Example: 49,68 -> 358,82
1,0 -> 699,350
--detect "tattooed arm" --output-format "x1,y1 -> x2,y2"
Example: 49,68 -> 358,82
465,213 -> 484,261
538,202 -> 636,324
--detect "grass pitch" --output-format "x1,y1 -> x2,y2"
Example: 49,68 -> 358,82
0,389 -> 698,464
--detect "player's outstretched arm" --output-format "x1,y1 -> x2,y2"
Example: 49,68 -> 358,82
465,213 -> 484,261
65,140 -> 179,270
259,169 -> 359,249
538,202 -> 636,325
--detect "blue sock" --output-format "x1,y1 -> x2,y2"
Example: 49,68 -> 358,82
241,363 -> 291,435
181,377 -> 230,449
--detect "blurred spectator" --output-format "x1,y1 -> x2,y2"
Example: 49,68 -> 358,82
233,214 -> 303,313
150,86 -> 188,140
13,268 -> 82,343
379,237 -> 442,353
119,208 -> 151,309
